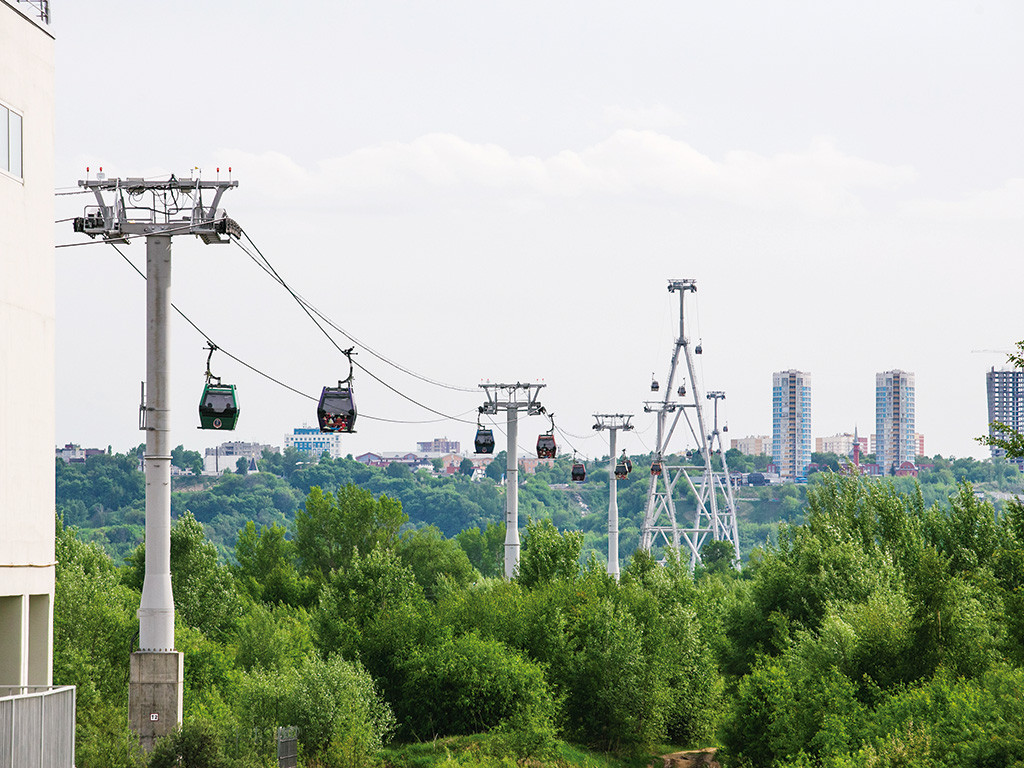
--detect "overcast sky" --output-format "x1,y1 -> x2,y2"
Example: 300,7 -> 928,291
53,1 -> 1024,463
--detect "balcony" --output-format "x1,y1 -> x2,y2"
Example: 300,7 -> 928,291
0,686 -> 75,768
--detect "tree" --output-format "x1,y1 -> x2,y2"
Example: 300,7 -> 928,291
294,484 -> 408,581
386,461 -> 411,479
53,519 -> 145,768
396,633 -> 556,742
170,444 -> 203,475
700,538 -> 736,575
233,520 -> 309,606
234,456 -> 248,475
431,457 -> 444,472
124,511 -> 241,639
459,457 -> 475,476
240,655 -> 395,764
396,525 -> 479,598
456,522 -> 505,578
486,452 -> 507,482
979,341 -> 1024,460
517,517 -> 583,587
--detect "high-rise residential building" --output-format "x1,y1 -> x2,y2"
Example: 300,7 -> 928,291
772,370 -> 812,480
986,366 -> 1024,468
730,435 -> 771,456
875,370 -> 916,474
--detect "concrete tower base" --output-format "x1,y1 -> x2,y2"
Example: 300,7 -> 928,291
129,651 -> 183,751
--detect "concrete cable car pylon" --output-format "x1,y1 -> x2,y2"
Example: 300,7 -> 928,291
478,382 -> 546,578
640,279 -> 740,569
73,172 -> 240,750
592,413 -> 634,579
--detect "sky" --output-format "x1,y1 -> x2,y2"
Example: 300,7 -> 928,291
52,1 -> 1024,463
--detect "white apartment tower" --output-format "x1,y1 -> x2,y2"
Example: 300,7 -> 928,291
0,0 -> 55,689
772,370 -> 812,480
876,370 -> 916,474
986,366 -> 1024,468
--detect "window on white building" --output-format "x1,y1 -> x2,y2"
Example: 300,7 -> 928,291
0,102 -> 23,179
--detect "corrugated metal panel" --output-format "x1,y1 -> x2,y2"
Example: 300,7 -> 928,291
0,687 -> 75,768
0,699 -> 13,768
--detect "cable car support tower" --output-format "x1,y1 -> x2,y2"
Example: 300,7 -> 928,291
592,413 -> 634,579
73,174 -> 240,749
479,383 -> 546,578
641,279 -> 740,568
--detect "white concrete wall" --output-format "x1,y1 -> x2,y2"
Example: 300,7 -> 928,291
0,0 -> 55,687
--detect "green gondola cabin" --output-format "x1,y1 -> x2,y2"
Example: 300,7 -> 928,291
199,383 -> 239,430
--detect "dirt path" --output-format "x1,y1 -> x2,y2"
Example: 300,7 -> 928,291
656,748 -> 719,768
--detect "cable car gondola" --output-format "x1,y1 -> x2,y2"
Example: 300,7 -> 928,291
571,456 -> 586,483
318,348 -> 357,433
536,411 -> 557,459
615,449 -> 633,479
651,373 -> 660,392
474,412 -> 495,454
318,383 -> 356,432
651,460 -> 663,476
475,428 -> 495,454
537,433 -> 557,459
198,344 -> 240,430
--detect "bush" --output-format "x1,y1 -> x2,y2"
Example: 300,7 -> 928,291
396,632 -> 557,744
240,655 -> 395,766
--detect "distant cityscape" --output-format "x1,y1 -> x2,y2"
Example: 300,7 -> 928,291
56,364 -> 1024,484
731,365 -> 1024,482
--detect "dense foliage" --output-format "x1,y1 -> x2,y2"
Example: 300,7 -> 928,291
56,442 -> 1024,570
54,430 -> 1024,767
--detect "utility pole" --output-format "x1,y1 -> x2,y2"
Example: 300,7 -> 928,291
592,414 -> 633,578
74,173 -> 240,750
641,279 -> 740,569
479,383 -> 545,578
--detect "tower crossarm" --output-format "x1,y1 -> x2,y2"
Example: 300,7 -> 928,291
74,176 -> 241,243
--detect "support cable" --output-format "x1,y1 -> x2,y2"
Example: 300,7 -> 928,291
233,233 -> 477,393
232,228 -> 477,425
106,243 -> 474,426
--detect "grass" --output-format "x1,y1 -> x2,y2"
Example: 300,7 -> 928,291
382,735 -> 684,768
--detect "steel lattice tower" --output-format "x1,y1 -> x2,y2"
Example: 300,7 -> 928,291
640,279 -> 740,568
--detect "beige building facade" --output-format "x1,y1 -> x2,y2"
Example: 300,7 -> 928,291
0,0 -> 56,688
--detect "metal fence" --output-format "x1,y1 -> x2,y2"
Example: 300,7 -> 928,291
13,1 -> 50,24
0,686 -> 75,768
276,726 -> 298,768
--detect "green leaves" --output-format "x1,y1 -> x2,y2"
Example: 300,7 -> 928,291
294,484 -> 408,581
517,517 -> 584,588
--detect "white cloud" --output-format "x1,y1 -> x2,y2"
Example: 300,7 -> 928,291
222,132 -> 916,217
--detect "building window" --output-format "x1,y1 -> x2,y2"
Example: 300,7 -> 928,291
0,101 -> 24,179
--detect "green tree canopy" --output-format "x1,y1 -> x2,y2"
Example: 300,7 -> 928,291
293,484 -> 407,581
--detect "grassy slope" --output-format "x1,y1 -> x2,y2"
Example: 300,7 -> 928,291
383,736 -> 683,768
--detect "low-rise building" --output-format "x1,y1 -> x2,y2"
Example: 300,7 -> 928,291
416,437 -> 461,454
355,451 -> 431,469
815,433 -> 868,456
55,443 -> 108,463
730,435 -> 771,456
203,441 -> 278,475
284,426 -> 346,459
